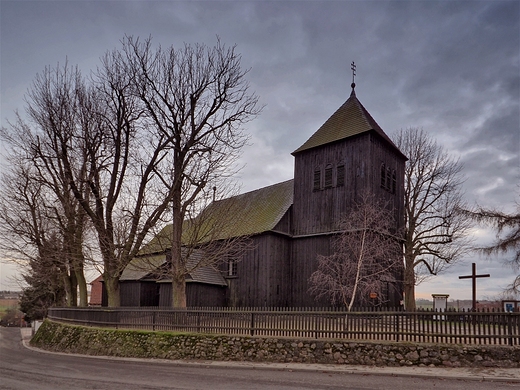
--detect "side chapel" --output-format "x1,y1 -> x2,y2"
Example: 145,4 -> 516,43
116,76 -> 407,308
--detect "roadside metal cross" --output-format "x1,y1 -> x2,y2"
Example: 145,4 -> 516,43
458,263 -> 490,311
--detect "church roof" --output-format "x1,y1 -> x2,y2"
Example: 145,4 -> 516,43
121,251 -> 227,286
203,179 -> 294,239
138,179 -> 294,256
292,89 -> 402,156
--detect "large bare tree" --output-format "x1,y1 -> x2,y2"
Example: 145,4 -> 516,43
394,128 -> 472,310
0,86 -> 89,308
308,192 -> 403,311
118,36 -> 260,307
0,161 -> 77,307
2,37 -> 259,308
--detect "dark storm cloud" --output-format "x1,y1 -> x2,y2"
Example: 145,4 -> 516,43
1,0 -> 518,297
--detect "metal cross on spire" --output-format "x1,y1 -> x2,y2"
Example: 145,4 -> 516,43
351,61 -> 356,89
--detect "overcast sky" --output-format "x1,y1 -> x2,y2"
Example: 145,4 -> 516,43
1,1 -> 519,302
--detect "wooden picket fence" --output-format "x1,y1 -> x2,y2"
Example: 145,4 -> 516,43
47,306 -> 520,346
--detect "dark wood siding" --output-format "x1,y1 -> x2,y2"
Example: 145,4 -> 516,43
293,131 -> 405,235
120,281 -> 141,306
226,232 -> 291,307
158,282 -> 226,307
293,133 -> 373,236
187,283 -> 226,307
290,130 -> 406,307
367,133 -> 406,232
290,235 -> 332,307
158,283 -> 171,307
140,282 -> 160,306
120,281 -> 159,306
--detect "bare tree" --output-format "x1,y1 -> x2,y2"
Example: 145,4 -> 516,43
463,202 -> 520,295
0,64 -> 94,307
2,37 -> 259,308
394,128 -> 472,310
308,192 -> 403,311
118,36 -> 261,307
0,161 -> 76,307
52,50 -> 176,307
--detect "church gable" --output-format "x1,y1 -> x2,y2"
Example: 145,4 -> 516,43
292,89 -> 405,160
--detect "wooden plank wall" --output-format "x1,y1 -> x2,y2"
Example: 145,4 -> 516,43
187,283 -> 226,307
292,132 -> 405,236
290,235 -> 332,307
226,232 -> 291,307
120,282 -> 141,306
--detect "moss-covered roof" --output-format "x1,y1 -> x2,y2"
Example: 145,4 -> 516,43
120,254 -> 165,281
292,90 -> 403,157
139,179 -> 294,256
204,179 -> 294,238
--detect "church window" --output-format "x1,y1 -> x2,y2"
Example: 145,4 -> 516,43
392,170 -> 397,194
228,259 -> 238,277
313,168 -> 321,191
337,163 -> 345,187
324,164 -> 333,188
386,167 -> 391,190
380,163 -> 386,188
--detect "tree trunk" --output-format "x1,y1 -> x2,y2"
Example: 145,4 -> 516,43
62,273 -> 73,306
103,273 -> 121,307
75,267 -> 88,307
70,271 -> 78,306
404,251 -> 416,311
170,188 -> 188,308
172,274 -> 187,308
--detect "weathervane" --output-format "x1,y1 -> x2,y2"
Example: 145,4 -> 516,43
351,61 -> 356,89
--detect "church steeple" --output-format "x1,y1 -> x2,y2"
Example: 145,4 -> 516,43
292,68 -> 405,159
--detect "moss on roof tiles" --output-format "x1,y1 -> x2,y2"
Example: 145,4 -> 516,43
207,179 -> 293,238
139,180 -> 293,256
120,254 -> 165,281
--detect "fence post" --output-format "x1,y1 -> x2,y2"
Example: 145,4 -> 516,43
507,312 -> 513,346
152,310 -> 156,331
250,312 -> 255,336
395,312 -> 400,342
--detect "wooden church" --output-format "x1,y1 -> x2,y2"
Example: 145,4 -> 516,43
117,79 -> 407,308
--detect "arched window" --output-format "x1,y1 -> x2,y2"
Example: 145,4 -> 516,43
380,163 -> 386,188
337,163 -> 345,187
386,167 -> 391,190
313,167 -> 321,191
324,164 -> 333,188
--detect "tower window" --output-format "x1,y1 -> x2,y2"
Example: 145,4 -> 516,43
313,167 -> 321,191
324,164 -> 333,188
337,164 -> 345,187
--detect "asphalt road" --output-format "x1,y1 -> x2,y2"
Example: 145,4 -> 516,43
0,327 -> 518,390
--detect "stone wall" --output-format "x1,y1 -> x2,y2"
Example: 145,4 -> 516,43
31,320 -> 520,368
